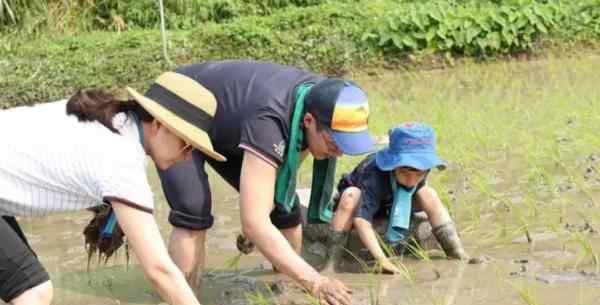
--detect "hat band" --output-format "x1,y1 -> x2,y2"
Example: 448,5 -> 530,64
146,83 -> 214,133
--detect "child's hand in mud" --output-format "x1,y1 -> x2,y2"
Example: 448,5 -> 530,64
236,233 -> 255,254
311,275 -> 353,305
377,257 -> 401,275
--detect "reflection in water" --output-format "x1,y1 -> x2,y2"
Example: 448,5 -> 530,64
443,262 -> 465,305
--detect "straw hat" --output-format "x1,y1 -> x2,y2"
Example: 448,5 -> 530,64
127,71 -> 226,162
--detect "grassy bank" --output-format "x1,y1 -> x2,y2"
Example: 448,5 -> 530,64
1,0 -> 600,107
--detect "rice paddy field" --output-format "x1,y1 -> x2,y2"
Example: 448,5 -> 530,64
15,54 -> 600,305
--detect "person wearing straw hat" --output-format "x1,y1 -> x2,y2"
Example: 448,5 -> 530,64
322,122 -> 469,274
0,89 -> 212,305
136,60 -> 375,305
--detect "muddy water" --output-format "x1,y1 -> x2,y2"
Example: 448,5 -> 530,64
13,57 -> 600,305
19,176 -> 600,305
19,168 -> 599,305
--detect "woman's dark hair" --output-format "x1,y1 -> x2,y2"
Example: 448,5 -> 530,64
66,89 -> 153,133
84,205 -> 128,269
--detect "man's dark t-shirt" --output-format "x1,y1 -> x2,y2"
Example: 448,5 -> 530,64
176,60 -> 326,167
157,60 -> 326,230
337,154 -> 427,223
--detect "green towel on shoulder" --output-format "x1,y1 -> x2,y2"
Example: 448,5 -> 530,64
274,82 -> 335,224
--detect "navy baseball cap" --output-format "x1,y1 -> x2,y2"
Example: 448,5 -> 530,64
375,122 -> 446,171
304,79 -> 375,155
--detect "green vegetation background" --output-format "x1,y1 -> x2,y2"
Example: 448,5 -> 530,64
1,0 -> 600,108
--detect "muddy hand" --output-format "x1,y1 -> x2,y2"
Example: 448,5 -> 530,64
311,275 -> 352,305
236,233 -> 255,254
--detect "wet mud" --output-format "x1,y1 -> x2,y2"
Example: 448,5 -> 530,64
16,176 -> 600,305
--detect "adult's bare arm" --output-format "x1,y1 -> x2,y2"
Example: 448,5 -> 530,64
111,200 -> 201,305
239,151 -> 352,305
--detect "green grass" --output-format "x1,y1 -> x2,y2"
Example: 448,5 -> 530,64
571,231 -> 600,271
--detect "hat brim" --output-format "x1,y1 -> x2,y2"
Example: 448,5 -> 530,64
329,129 -> 376,156
127,87 -> 226,162
375,147 -> 446,171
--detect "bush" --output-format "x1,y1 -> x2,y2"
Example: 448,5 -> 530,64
561,0 -> 600,39
195,1 -> 383,73
0,0 -> 336,33
1,0 -> 600,108
363,0 -> 564,56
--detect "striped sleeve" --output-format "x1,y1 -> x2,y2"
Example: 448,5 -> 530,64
95,144 -> 154,213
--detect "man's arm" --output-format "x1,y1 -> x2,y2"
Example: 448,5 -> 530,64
239,151 -> 319,282
239,150 -> 351,305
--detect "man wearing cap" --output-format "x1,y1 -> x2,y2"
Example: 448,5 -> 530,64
323,122 -> 468,274
142,60 -> 374,305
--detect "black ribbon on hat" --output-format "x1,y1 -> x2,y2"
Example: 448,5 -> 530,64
145,83 -> 214,132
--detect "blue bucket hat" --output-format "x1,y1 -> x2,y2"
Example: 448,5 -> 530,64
375,122 -> 446,171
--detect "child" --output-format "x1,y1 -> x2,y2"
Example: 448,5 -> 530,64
323,122 -> 468,274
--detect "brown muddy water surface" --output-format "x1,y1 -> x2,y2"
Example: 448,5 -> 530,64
13,57 -> 600,305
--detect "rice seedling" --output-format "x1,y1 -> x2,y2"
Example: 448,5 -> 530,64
365,281 -> 381,305
570,231 -> 599,272
302,291 -> 322,305
378,236 -> 417,284
384,259 -> 416,285
244,289 -> 275,305
509,280 -> 542,305
343,235 -> 416,285
403,237 -> 432,263
223,252 -> 243,271
362,268 -> 389,305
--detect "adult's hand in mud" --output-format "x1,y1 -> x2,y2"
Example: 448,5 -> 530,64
311,275 -> 352,305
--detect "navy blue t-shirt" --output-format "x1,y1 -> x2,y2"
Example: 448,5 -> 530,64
337,154 -> 427,222
176,60 -> 326,167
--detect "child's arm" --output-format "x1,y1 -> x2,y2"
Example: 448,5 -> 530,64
353,217 -> 400,274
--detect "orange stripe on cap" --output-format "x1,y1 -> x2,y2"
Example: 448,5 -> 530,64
331,104 -> 369,132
